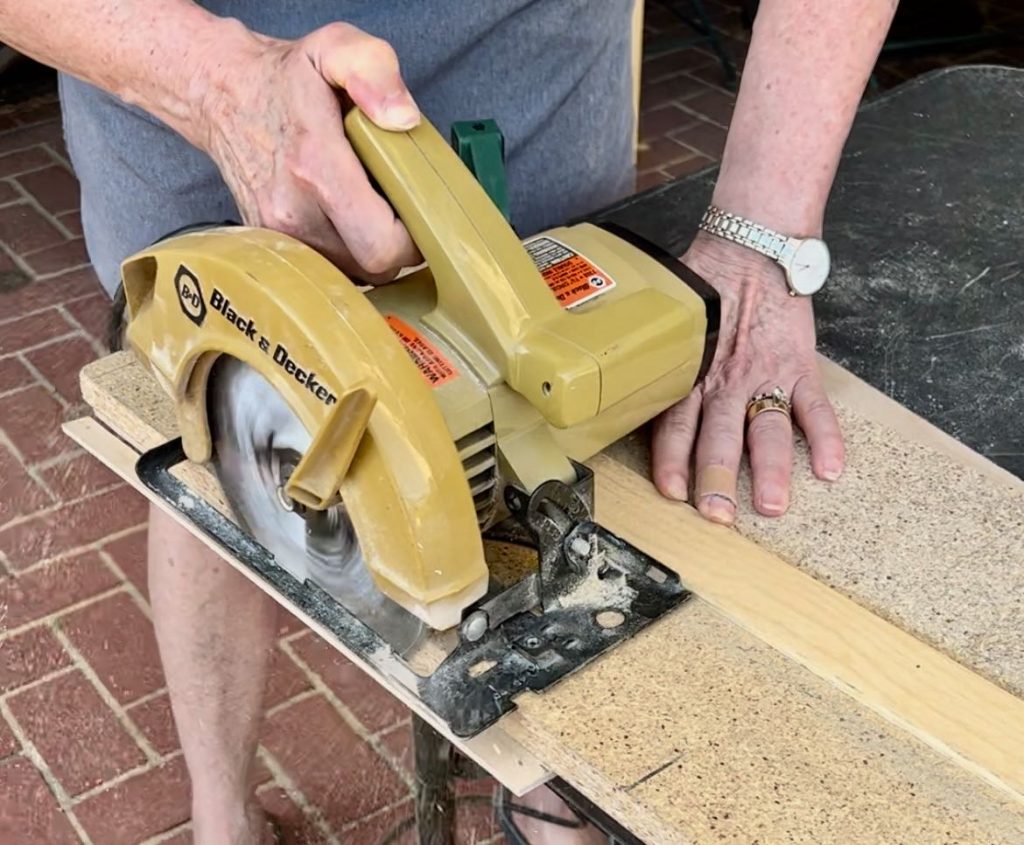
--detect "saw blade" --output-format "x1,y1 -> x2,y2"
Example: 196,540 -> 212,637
208,357 -> 426,654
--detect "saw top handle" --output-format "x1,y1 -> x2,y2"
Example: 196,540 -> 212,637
345,109 -> 694,429
346,109 -> 568,408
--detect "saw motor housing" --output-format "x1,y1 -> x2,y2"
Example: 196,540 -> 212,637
121,110 -> 717,631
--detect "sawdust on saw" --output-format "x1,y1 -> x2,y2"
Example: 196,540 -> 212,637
557,561 -> 637,611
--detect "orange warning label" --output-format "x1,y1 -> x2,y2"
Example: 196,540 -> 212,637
524,236 -> 616,309
385,315 -> 459,388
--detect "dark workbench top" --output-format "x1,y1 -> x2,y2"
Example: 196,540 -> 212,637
601,65 -> 1024,478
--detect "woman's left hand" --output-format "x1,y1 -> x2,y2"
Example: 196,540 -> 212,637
651,231 -> 845,524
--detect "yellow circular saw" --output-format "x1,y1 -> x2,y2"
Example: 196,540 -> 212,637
120,110 -> 717,731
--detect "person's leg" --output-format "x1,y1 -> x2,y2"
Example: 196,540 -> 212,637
513,786 -> 609,845
148,505 -> 279,845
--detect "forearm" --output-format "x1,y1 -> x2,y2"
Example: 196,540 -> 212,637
713,0 -> 898,235
0,1 -> 255,146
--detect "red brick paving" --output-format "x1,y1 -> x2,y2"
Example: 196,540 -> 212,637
264,646 -> 313,709
0,713 -> 18,758
58,210 -> 84,238
1,4 -> 1021,842
0,485 -> 149,570
39,452 -> 122,501
0,756 -> 82,844
0,625 -> 73,693
7,669 -> 148,795
0,551 -> 119,629
124,692 -> 178,757
0,356 -> 33,392
0,181 -> 20,205
1,266 -> 97,315
16,165 -> 81,216
259,785 -> 333,844
63,292 -> 111,344
25,335 -> 100,404
0,308 -> 76,355
73,756 -> 191,845
102,529 -> 149,599
0,443 -> 50,523
0,146 -> 54,178
260,695 -> 408,827
0,201 -> 66,254
287,632 -> 409,734
59,592 -> 164,705
345,798 -> 417,845
21,237 -> 91,277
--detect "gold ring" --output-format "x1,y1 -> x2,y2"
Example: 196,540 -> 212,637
746,386 -> 791,425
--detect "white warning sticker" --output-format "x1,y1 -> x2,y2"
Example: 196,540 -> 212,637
524,236 -> 616,309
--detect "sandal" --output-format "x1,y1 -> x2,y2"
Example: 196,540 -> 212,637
495,785 -> 617,845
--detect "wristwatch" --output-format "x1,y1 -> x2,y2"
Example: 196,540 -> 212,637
698,205 -> 830,296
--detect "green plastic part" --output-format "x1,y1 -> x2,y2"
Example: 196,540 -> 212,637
450,119 -> 511,221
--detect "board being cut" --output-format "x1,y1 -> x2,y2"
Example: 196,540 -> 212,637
75,352 -> 1024,843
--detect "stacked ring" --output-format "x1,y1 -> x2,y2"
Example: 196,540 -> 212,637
746,386 -> 791,425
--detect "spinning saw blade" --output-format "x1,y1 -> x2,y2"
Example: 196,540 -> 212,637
208,357 -> 426,654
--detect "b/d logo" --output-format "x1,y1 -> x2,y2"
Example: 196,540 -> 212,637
175,265 -> 207,326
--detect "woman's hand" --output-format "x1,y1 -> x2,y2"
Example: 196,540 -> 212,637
191,21 -> 422,282
652,232 -> 845,524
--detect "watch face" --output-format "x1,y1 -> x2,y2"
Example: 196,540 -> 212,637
788,239 -> 831,295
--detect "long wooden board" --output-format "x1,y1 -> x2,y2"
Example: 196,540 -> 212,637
75,352 -> 1024,842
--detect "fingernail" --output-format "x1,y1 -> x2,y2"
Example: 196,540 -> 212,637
381,95 -> 420,130
759,488 -> 787,515
699,493 -> 736,525
664,475 -> 688,502
821,463 -> 842,481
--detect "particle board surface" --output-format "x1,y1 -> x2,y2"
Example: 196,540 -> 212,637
76,352 -> 1024,843
506,605 -> 1024,845
605,359 -> 1024,701
591,455 -> 1024,804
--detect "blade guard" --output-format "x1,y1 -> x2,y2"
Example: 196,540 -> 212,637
121,227 -> 488,630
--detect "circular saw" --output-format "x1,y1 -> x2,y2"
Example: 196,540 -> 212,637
120,110 -> 718,734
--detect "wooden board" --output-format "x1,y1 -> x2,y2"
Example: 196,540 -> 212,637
75,353 -> 1024,843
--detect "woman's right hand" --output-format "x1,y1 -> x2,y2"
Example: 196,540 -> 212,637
189,21 -> 423,282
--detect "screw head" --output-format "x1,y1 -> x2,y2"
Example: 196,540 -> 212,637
461,611 -> 489,642
570,536 -> 591,557
275,485 -> 295,512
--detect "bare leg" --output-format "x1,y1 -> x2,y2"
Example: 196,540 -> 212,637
148,504 -> 278,845
513,786 -> 609,845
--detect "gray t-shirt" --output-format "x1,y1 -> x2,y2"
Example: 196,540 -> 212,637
59,0 -> 636,295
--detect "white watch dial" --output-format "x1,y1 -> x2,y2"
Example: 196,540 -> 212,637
786,238 -> 830,296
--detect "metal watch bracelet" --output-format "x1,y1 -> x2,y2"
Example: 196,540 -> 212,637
698,205 -> 791,263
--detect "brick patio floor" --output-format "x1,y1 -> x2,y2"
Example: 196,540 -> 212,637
0,2 -> 1021,843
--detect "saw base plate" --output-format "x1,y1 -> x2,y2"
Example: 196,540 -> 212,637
136,439 -> 690,737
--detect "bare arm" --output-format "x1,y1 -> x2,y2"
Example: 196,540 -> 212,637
0,1 -> 234,146
654,0 -> 898,522
0,1 -> 422,279
715,0 -> 898,235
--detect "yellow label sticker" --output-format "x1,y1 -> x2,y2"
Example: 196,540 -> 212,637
524,236 -> 616,308
385,315 -> 458,388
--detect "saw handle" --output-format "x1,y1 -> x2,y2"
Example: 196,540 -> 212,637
345,107 -> 554,336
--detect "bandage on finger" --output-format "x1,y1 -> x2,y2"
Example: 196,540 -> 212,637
695,465 -> 738,507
